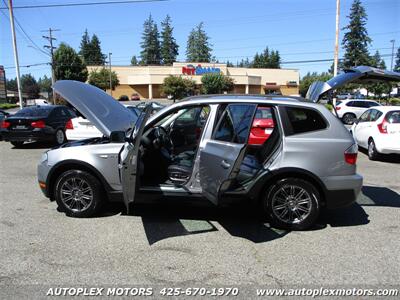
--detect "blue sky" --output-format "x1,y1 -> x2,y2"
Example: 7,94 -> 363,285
1,0 -> 399,80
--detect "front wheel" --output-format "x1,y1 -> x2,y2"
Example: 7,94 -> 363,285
368,139 -> 380,160
54,170 -> 104,217
263,178 -> 320,230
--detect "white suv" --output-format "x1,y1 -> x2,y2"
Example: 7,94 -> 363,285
335,99 -> 381,124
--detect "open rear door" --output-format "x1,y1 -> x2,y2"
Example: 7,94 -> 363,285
199,104 -> 257,204
306,66 -> 400,102
119,107 -> 151,212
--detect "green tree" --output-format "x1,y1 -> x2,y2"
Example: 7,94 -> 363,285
54,43 -> 88,82
88,68 -> 119,91
368,50 -> 390,99
21,74 -> 40,98
37,75 -> 52,94
6,78 -> 17,91
130,55 -> 138,65
186,22 -> 212,62
161,76 -> 196,101
341,0 -> 372,68
251,47 -> 281,68
79,30 -> 106,65
394,47 -> 400,72
299,72 -> 333,97
140,14 -> 161,65
201,73 -> 235,94
160,15 -> 179,65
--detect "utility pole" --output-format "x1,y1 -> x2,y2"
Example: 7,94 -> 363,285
108,52 -> 112,97
7,0 -> 23,109
333,0 -> 340,77
390,40 -> 395,71
42,28 -> 60,103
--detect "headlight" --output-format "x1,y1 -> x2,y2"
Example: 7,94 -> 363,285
39,152 -> 48,164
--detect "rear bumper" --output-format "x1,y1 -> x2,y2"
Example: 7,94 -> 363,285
322,174 -> 363,209
1,128 -> 54,142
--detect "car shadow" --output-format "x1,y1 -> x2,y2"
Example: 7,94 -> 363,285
9,141 -> 53,149
98,185 -> 399,245
358,147 -> 400,163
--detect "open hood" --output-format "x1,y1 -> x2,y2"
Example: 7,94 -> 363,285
306,66 -> 400,102
53,80 -> 137,137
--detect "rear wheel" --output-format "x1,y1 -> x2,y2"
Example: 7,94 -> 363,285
55,129 -> 66,145
54,170 -> 104,217
263,178 -> 320,230
11,141 -> 24,148
368,139 -> 380,160
342,113 -> 356,125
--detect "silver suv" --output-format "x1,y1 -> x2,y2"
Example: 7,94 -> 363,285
38,66 -> 399,230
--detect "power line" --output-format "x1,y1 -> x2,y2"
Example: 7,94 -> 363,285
0,0 -> 168,10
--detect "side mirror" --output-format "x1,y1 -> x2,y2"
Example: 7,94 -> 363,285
354,119 -> 359,125
109,131 -> 126,143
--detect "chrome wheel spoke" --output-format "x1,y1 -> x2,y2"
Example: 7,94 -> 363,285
60,177 -> 93,212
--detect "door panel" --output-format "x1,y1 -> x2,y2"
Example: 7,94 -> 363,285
199,103 -> 257,204
119,107 -> 151,211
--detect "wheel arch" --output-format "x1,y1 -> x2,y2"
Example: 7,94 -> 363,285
47,160 -> 112,200
249,167 -> 327,206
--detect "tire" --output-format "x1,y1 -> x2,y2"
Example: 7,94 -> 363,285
54,170 -> 104,218
54,129 -> 66,145
263,178 -> 320,230
342,113 -> 356,125
368,139 -> 380,161
11,141 -> 24,148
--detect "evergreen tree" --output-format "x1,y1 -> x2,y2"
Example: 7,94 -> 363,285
341,0 -> 372,68
37,75 -> 52,94
89,34 -> 106,65
369,50 -> 389,98
79,30 -> 106,65
371,50 -> 386,69
130,55 -> 138,65
6,78 -> 17,91
186,22 -> 212,62
21,74 -> 40,98
160,15 -> 179,65
394,47 -> 400,72
54,43 -> 88,82
140,14 -> 161,65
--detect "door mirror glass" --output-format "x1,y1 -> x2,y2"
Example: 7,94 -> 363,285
110,131 -> 126,143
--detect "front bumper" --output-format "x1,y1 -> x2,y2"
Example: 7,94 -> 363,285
322,174 -> 363,209
37,158 -> 52,198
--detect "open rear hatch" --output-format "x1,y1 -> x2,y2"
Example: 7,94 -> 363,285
306,66 -> 400,102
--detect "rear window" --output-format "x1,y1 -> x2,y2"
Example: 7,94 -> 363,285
386,111 -> 400,124
284,107 -> 327,135
14,106 -> 53,117
255,107 -> 272,119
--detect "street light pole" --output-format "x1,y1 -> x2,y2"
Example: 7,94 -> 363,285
108,52 -> 112,97
333,0 -> 340,77
390,40 -> 395,71
7,0 -> 23,109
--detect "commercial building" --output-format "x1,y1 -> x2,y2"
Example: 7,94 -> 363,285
88,62 -> 300,99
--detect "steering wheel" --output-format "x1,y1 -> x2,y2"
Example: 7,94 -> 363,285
153,126 -> 173,157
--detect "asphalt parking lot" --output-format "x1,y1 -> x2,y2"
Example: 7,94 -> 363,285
0,141 -> 399,297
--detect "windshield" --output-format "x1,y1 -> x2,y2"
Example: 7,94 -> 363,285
14,106 -> 53,117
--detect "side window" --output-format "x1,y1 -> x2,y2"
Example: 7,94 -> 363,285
368,109 -> 379,122
346,101 -> 354,107
367,101 -> 380,108
284,107 -> 327,135
213,104 -> 256,144
359,110 -> 371,122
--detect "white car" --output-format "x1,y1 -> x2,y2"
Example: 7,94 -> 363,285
66,105 -> 141,141
335,99 -> 381,124
351,106 -> 400,160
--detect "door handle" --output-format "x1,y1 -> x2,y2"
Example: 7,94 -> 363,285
221,160 -> 231,169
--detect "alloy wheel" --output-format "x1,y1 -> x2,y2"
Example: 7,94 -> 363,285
271,184 -> 312,224
56,130 -> 65,144
60,177 -> 93,212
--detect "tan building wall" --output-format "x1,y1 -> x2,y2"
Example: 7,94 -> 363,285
91,62 -> 300,100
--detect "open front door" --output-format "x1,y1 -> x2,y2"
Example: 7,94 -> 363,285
119,107 -> 151,212
199,104 -> 257,204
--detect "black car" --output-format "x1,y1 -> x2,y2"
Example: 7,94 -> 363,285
0,109 -> 10,141
0,105 -> 75,147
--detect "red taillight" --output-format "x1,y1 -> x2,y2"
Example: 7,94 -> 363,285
344,144 -> 358,165
31,120 -> 46,128
377,119 -> 388,134
336,106 -> 341,110
65,119 -> 74,130
1,121 -> 10,128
